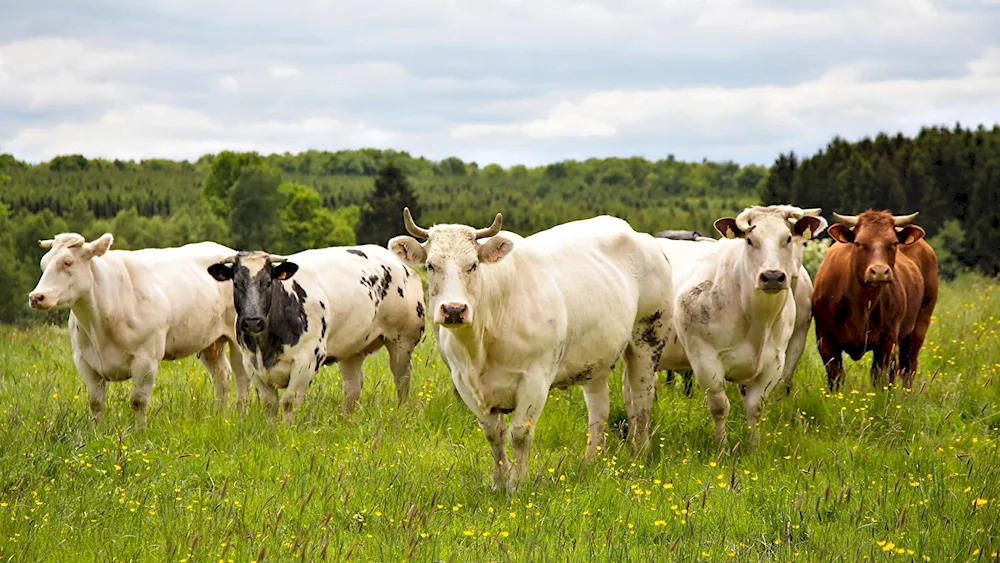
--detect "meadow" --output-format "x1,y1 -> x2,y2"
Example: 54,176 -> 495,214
0,274 -> 998,562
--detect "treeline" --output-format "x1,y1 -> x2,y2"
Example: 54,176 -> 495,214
0,150 -> 760,322
761,124 -> 1000,278
1,124 -> 997,322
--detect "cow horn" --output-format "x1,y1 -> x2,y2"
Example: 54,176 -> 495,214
801,207 -> 822,217
833,212 -> 859,226
218,255 -> 237,265
38,239 -> 54,249
735,209 -> 753,233
403,207 -> 429,239
892,212 -> 919,226
267,254 -> 288,264
475,213 -> 503,239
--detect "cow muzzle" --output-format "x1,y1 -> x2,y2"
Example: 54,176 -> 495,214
438,302 -> 470,326
865,264 -> 893,285
758,270 -> 787,294
240,316 -> 266,335
28,291 -> 55,310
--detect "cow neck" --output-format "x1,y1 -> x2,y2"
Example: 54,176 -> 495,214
70,253 -> 135,333
848,281 -> 888,317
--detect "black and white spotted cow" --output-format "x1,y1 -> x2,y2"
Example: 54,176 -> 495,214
207,247 -> 426,420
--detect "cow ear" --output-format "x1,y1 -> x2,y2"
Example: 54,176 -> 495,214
897,225 -> 925,245
793,216 -> 824,240
714,218 -> 747,239
388,236 -> 427,265
478,235 -> 514,263
827,224 -> 854,244
207,263 -> 234,282
272,262 -> 299,281
84,233 -> 114,258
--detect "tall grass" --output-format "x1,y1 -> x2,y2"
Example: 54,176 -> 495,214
0,275 -> 997,562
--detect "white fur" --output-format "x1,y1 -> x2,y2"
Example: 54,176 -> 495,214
390,215 -> 674,490
29,233 -> 250,426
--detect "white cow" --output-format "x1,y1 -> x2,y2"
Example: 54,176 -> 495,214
657,207 -> 827,397
658,206 -> 825,444
206,246 -> 426,421
389,209 -> 674,490
28,233 -> 251,426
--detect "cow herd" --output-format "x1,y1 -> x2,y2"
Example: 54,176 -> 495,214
26,205 -> 939,490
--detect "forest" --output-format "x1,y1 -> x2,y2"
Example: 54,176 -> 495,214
0,123 -> 997,322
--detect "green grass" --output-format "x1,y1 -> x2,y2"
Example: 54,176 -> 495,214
1,274 -> 998,562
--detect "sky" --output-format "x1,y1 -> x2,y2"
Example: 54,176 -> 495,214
1,0 -> 999,168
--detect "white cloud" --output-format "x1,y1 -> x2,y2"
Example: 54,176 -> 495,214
267,65 -> 300,79
4,104 -> 399,162
218,75 -> 240,94
451,50 -> 1000,152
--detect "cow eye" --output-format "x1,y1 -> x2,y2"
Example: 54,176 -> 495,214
425,263 -> 436,272
746,238 -> 754,247
467,263 -> 477,272
63,260 -> 73,268
786,236 -> 792,244
854,242 -> 861,247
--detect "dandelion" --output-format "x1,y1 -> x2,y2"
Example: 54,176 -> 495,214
973,498 -> 988,507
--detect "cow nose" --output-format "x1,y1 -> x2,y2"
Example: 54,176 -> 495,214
440,302 -> 469,325
29,292 -> 46,309
759,270 -> 786,291
240,317 -> 265,334
866,264 -> 892,283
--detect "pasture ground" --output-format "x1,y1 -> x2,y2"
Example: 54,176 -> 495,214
0,275 -> 998,562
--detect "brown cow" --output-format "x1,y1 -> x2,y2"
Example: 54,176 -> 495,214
812,210 -> 938,390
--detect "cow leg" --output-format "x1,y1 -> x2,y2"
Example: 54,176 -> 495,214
386,338 -> 416,405
622,345 -> 657,452
582,370 -> 610,462
779,313 -> 810,399
507,374 -> 549,491
338,355 -> 365,414
477,411 -> 509,491
690,352 -> 729,446
197,337 -> 230,410
871,341 -> 897,388
254,375 -> 279,417
129,358 -> 159,428
899,325 -> 928,389
818,336 -> 845,392
682,370 -> 694,397
280,360 -> 313,422
76,358 -> 106,424
228,341 -> 251,412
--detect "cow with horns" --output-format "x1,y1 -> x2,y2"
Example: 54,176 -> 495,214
655,206 -> 826,399
659,206 -> 825,445
389,209 -> 674,490
28,233 -> 250,426
812,211 -> 938,390
206,247 -> 426,420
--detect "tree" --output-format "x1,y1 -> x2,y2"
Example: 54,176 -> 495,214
278,182 -> 357,253
760,152 -> 797,204
965,158 -> 1000,275
356,162 -> 421,246
228,165 -> 285,251
202,151 -> 265,218
0,203 -> 32,322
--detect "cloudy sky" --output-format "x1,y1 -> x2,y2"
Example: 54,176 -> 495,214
1,0 -> 999,167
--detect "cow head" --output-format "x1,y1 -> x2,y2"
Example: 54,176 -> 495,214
389,208 -> 510,327
29,233 -> 115,310
207,251 -> 299,335
714,206 -> 825,294
827,210 -> 924,285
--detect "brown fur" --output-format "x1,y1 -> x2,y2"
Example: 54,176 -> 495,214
812,210 -> 939,390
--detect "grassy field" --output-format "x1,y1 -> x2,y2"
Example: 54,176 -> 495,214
0,275 -> 998,562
